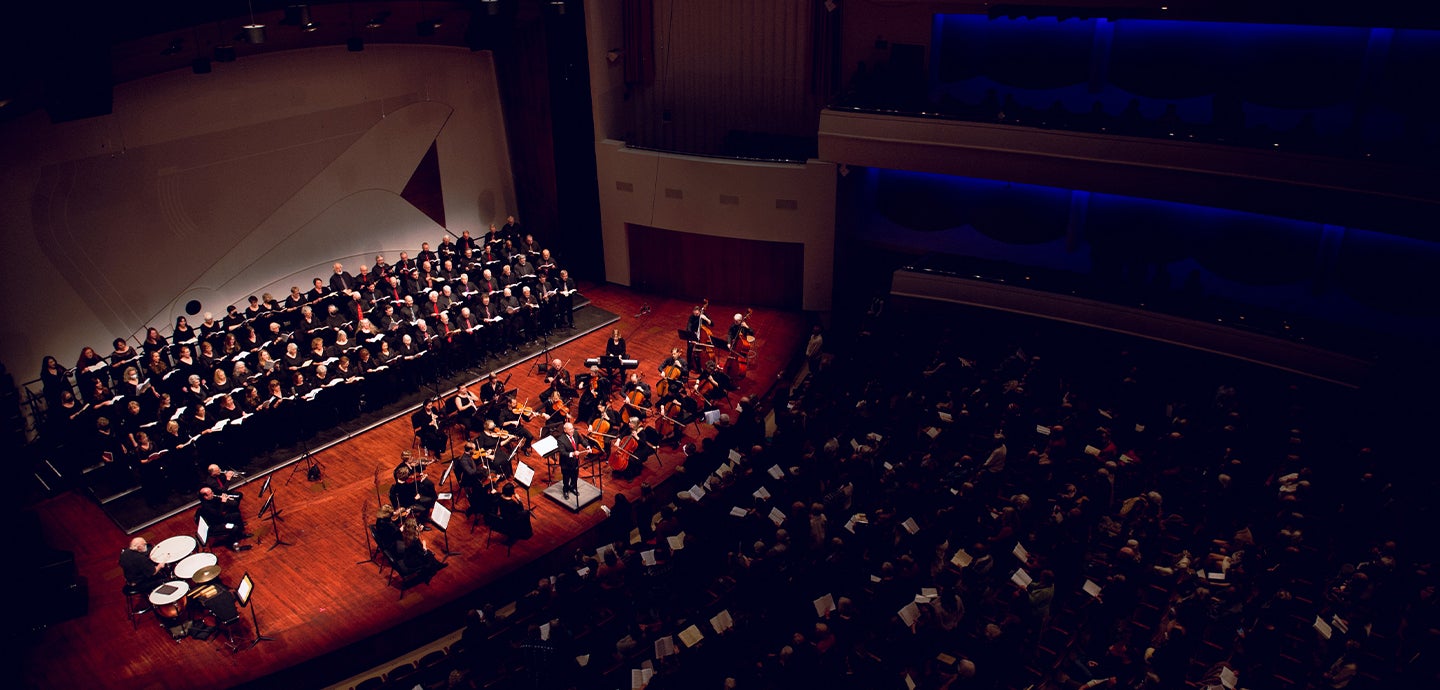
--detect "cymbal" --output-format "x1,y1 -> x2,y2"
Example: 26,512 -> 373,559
191,565 -> 222,583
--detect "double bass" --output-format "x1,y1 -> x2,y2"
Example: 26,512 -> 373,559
725,308 -> 755,379
693,299 -> 717,369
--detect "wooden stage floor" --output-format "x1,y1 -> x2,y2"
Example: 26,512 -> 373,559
21,284 -> 805,690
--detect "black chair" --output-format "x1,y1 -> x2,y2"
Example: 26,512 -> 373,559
122,581 -> 151,629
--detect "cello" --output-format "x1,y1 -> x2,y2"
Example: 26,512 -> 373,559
608,433 -> 638,472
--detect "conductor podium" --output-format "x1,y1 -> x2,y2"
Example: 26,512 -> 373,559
532,435 -> 604,513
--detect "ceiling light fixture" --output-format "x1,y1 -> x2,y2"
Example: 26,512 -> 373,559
243,0 -> 266,44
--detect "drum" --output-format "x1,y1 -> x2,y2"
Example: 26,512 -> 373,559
149,580 -> 190,625
173,552 -> 218,580
149,535 -> 198,565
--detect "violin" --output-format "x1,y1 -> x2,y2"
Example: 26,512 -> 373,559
512,397 -> 535,417
550,392 -> 570,419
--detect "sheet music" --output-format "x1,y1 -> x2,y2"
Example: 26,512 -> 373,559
709,609 -> 734,633
514,462 -> 535,488
814,593 -> 836,617
898,602 -> 920,627
431,501 -> 453,531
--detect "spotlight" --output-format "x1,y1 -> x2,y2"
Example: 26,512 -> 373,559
481,0 -> 501,16
214,44 -> 237,62
366,11 -> 390,29
546,0 -> 567,16
416,19 -> 441,36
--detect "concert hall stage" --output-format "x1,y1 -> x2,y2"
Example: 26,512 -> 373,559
95,297 -> 619,535
22,285 -> 804,690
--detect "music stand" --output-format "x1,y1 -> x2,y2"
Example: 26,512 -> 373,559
235,572 -> 274,649
514,461 -> 536,514
259,475 -> 282,520
260,493 -> 292,550
357,502 -> 379,569
429,501 -> 459,558
532,435 -> 559,481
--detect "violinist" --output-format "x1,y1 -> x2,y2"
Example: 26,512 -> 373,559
543,359 -> 573,401
389,464 -> 438,520
456,441 -> 496,513
541,390 -> 570,426
496,395 -> 536,451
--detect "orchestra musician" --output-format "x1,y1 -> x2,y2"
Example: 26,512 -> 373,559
623,372 -> 652,421
543,358 -> 573,401
728,312 -> 754,347
686,304 -> 713,369
389,464 -> 438,522
605,329 -> 627,358
455,441 -> 496,514
119,537 -> 167,592
197,487 -> 252,551
495,395 -> 537,451
448,384 -> 484,433
541,390 -> 570,428
411,398 -> 448,458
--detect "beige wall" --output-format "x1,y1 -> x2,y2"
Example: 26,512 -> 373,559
594,140 -> 835,310
0,45 -> 514,377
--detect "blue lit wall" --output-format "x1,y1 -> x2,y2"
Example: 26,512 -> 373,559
859,168 -> 1440,340
929,15 -> 1440,146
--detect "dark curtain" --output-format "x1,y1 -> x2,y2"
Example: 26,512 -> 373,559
627,224 -> 803,309
623,0 -> 654,86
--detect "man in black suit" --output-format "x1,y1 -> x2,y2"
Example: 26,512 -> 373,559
119,537 -> 166,590
197,487 -> 251,550
554,421 -> 590,498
